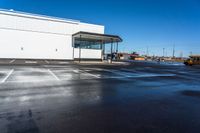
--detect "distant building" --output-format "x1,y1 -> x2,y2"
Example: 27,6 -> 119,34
117,52 -> 145,61
118,53 -> 131,60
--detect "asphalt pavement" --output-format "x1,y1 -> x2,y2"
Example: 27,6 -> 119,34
0,60 -> 200,133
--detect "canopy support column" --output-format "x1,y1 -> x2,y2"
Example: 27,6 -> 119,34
116,42 -> 119,60
79,35 -> 82,63
101,40 -> 104,62
111,39 -> 113,63
116,42 -> 119,53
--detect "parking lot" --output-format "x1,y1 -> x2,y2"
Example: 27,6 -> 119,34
0,62 -> 177,84
0,60 -> 200,133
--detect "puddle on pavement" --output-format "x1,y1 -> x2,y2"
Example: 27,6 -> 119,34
180,90 -> 200,98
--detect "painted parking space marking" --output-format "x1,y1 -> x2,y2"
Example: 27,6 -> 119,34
106,69 -> 175,78
25,61 -> 38,64
48,69 -> 60,81
80,70 -> 100,78
1,69 -> 14,83
9,59 -> 15,64
51,69 -> 76,72
3,69 -> 54,83
83,68 -> 176,79
73,70 -> 80,73
0,67 -> 176,84
59,62 -> 69,64
45,60 -> 49,64
42,65 -> 71,68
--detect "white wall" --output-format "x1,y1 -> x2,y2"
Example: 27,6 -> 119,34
74,48 -> 102,59
0,10 -> 105,60
0,13 -> 78,35
0,29 -> 73,60
0,11 -> 104,35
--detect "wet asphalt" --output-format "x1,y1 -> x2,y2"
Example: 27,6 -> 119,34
0,60 -> 200,133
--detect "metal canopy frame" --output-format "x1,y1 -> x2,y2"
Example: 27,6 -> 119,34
73,32 -> 123,44
72,32 -> 123,63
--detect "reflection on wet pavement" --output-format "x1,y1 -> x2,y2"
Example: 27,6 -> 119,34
0,62 -> 200,133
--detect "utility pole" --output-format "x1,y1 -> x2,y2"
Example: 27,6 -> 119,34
180,51 -> 183,59
172,44 -> 175,58
146,46 -> 149,57
163,48 -> 165,58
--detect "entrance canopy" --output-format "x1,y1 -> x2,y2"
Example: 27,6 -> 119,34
72,32 -> 123,63
73,32 -> 123,44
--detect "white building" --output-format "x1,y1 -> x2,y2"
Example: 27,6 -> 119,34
0,9 -> 122,61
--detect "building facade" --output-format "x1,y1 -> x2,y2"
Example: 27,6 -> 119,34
0,9 -> 119,60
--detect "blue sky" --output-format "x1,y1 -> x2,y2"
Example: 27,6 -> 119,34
0,0 -> 200,57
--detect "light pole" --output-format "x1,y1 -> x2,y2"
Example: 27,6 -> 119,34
163,48 -> 165,58
172,45 -> 175,58
146,46 -> 149,57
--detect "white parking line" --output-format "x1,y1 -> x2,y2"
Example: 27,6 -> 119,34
25,61 -> 37,64
48,69 -> 60,81
59,62 -> 69,64
80,70 -> 100,78
9,59 -> 15,64
73,70 -> 80,73
51,69 -> 75,72
105,69 -> 132,77
1,69 -> 14,83
43,65 -> 69,68
45,60 -> 49,64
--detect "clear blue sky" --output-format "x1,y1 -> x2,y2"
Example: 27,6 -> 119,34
0,0 -> 200,57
